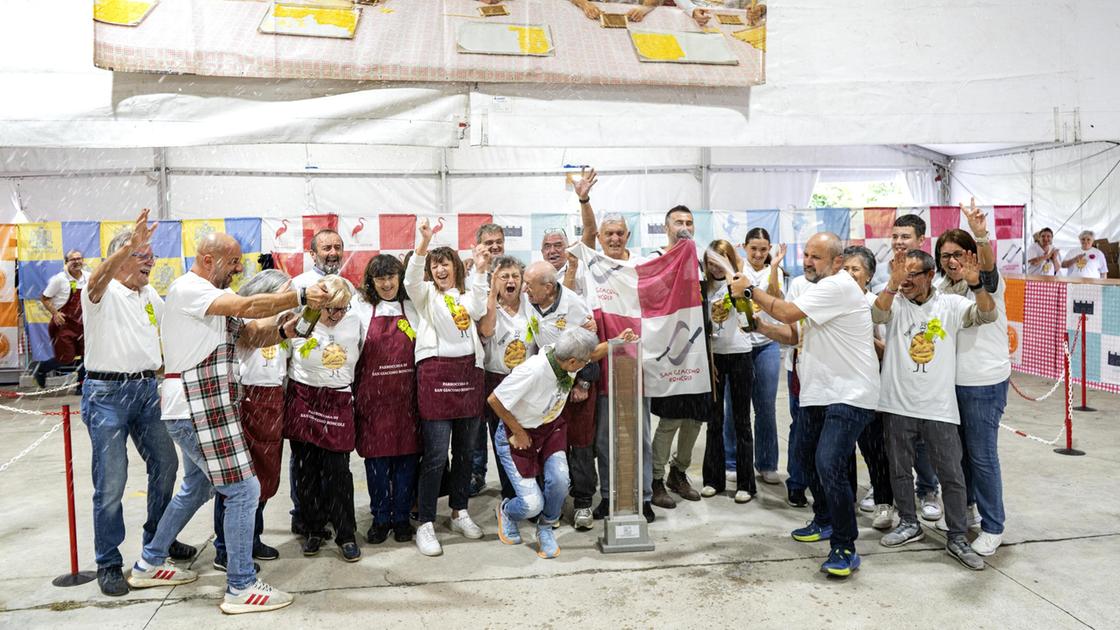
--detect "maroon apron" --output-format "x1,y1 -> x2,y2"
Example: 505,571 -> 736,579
416,355 -> 484,421
48,285 -> 84,364
509,417 -> 569,478
284,380 -> 355,453
354,311 -> 421,459
561,382 -> 598,449
240,385 -> 285,501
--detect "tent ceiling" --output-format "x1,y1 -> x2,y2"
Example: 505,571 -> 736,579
2,1 -> 1118,148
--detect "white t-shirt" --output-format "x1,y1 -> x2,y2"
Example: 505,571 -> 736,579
706,280 -> 752,355
160,272 -> 231,419
782,275 -> 810,372
238,342 -> 290,388
941,275 -> 1012,387
1066,247 -> 1109,279
743,264 -> 781,346
493,350 -> 572,430
791,271 -> 880,410
81,279 -> 164,373
529,285 -> 593,350
877,290 -> 975,424
42,270 -> 90,310
483,300 -> 537,375
289,310 -> 365,390
1025,243 -> 1061,276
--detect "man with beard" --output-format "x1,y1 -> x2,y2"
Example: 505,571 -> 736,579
741,232 -> 880,577
128,232 -> 330,614
576,168 -> 655,523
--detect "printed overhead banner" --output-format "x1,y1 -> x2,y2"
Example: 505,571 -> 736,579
93,0 -> 766,87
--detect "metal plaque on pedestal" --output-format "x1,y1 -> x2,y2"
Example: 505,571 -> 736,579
599,339 -> 654,553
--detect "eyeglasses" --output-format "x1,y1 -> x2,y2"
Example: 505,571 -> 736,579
130,252 -> 155,262
325,305 -> 351,315
939,252 -> 967,261
65,258 -> 84,263
905,270 -> 933,280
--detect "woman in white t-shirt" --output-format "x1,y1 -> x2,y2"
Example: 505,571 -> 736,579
285,276 -> 363,562
724,227 -> 785,486
404,219 -> 490,556
1061,230 -> 1109,279
211,269 -> 292,568
700,239 -> 756,503
934,206 -> 1012,557
353,255 -> 422,546
839,246 -> 895,531
474,256 -> 536,503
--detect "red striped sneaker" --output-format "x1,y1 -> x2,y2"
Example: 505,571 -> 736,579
127,561 -> 198,588
219,579 -> 294,615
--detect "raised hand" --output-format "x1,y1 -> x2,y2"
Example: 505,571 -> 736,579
773,243 -> 788,264
473,243 -> 493,273
418,218 -> 433,244
887,249 -> 908,289
574,167 -> 597,200
130,208 -> 158,250
960,197 -> 988,237
960,250 -> 981,286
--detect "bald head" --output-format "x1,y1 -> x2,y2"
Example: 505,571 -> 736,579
803,232 -> 844,283
194,233 -> 244,289
524,261 -> 559,307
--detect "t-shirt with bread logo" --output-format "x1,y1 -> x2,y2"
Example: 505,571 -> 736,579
907,318 -> 945,370
483,298 -> 537,375
530,286 -> 592,350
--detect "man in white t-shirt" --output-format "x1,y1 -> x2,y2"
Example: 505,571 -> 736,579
575,169 -> 655,522
79,210 -> 186,598
1062,230 -> 1109,279
129,232 -> 329,615
1025,227 -> 1061,276
37,249 -> 91,386
873,249 -> 996,571
488,328 -> 600,559
742,232 -> 879,578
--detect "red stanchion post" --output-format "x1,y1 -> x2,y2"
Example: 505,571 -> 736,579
1074,311 -> 1095,412
53,404 -> 95,587
1055,334 -> 1086,456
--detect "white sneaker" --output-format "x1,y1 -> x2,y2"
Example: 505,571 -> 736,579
219,579 -> 294,615
919,493 -> 942,521
701,485 -> 718,498
725,470 -> 737,483
935,506 -> 982,532
759,470 -> 781,485
859,488 -> 876,513
450,511 -> 484,539
971,531 -> 1003,556
734,490 -> 753,504
871,504 -> 894,530
573,507 -> 594,531
127,560 -> 198,589
415,522 -> 443,556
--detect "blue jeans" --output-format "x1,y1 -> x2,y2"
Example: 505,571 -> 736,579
724,342 -> 780,472
417,417 -> 479,524
785,371 -> 808,491
365,455 -> 419,526
800,404 -> 873,552
494,424 -> 569,524
213,497 -> 264,556
80,378 -> 177,569
143,418 -> 259,590
957,380 -> 1008,535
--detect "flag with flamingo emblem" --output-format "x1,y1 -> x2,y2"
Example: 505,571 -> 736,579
572,238 -> 710,397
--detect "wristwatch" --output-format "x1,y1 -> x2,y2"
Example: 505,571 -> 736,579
577,380 -> 591,390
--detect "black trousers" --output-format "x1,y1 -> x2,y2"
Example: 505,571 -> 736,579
703,352 -> 756,494
418,417 -> 480,523
568,444 -> 597,509
291,441 -> 356,545
852,412 -> 894,506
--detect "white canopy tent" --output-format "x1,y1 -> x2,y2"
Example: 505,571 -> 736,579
1,1 -> 1118,242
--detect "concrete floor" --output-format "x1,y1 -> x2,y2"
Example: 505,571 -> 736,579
0,373 -> 1115,629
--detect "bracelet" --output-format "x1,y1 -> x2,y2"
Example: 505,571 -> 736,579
884,286 -> 898,295
975,236 -> 990,245
578,197 -> 590,204
968,282 -> 984,291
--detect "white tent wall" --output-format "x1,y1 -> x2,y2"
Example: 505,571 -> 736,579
949,142 -> 1120,248
3,2 -> 1120,148
0,145 -> 937,222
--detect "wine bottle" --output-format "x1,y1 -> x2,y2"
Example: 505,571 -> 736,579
733,295 -> 756,333
294,307 -> 321,338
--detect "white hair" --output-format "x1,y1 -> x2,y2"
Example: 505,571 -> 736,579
238,269 -> 290,297
1079,230 -> 1094,240
553,327 -> 599,363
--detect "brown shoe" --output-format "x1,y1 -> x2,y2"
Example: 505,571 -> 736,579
651,479 -> 677,509
666,467 -> 701,502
